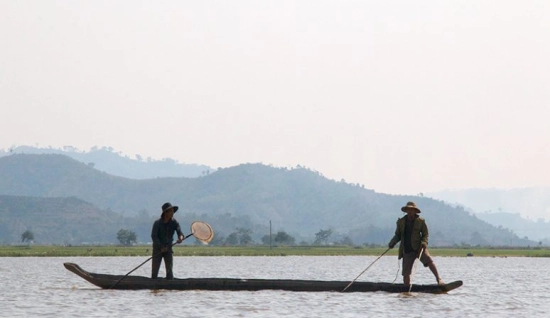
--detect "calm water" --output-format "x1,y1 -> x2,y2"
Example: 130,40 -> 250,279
1,255 -> 549,317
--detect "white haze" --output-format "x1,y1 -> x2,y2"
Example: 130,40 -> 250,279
1,1 -> 549,203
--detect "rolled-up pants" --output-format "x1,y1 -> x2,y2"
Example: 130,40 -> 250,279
151,249 -> 173,279
402,249 -> 434,276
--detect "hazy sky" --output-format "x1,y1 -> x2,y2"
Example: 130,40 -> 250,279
1,1 -> 549,195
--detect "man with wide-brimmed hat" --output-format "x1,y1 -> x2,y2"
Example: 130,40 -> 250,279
151,202 -> 185,279
388,201 -> 444,286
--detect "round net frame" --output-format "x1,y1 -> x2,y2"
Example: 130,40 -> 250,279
190,221 -> 214,243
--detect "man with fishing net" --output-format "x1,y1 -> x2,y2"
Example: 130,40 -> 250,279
151,202 -> 185,280
107,205 -> 213,288
388,201 -> 444,286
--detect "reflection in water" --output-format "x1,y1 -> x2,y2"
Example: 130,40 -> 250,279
1,256 -> 549,317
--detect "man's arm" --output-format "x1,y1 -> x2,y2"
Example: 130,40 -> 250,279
151,220 -> 161,247
421,220 -> 429,248
175,220 -> 184,243
388,219 -> 401,248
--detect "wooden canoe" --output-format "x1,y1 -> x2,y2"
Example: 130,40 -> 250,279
64,262 -> 462,293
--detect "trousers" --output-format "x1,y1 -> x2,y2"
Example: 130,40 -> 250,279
151,249 -> 174,279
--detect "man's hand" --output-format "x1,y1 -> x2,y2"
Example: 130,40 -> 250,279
160,246 -> 168,253
421,242 -> 427,250
388,242 -> 395,249
176,235 -> 184,244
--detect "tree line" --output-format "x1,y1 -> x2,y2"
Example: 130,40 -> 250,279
112,227 -> 353,247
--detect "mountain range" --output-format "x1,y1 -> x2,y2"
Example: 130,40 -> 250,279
0,149 -> 541,246
0,145 -> 211,179
427,188 -> 550,241
427,188 -> 550,221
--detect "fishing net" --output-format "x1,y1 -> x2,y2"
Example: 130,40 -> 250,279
190,221 -> 214,244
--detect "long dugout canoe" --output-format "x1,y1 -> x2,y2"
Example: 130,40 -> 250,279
63,262 -> 462,293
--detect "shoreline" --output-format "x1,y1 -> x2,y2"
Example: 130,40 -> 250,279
1,245 -> 549,257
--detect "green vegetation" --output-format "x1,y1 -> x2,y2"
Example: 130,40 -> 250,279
116,229 -> 137,246
21,230 -> 34,243
1,245 -> 549,257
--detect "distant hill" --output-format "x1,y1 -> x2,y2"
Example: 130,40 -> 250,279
427,188 -> 550,221
0,195 -> 128,245
0,145 -> 211,179
427,188 -> 550,241
0,153 -> 535,246
474,212 -> 550,243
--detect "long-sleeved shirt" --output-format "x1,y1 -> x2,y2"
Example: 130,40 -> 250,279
151,218 -> 184,251
388,215 -> 429,259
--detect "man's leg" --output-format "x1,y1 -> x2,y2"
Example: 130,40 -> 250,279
401,252 -> 415,286
164,252 -> 174,279
420,249 -> 443,284
428,262 -> 444,284
151,251 -> 162,279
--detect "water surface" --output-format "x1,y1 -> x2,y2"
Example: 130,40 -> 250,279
1,256 -> 548,317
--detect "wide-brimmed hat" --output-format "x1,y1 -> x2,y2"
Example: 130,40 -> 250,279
401,201 -> 421,213
162,202 -> 179,213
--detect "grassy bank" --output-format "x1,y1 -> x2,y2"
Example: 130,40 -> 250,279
1,245 -> 550,257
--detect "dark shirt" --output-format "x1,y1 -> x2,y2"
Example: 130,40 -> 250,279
151,218 -> 184,251
403,217 -> 415,253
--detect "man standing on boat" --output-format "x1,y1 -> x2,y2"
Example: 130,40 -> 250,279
388,201 -> 444,286
151,202 -> 184,279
